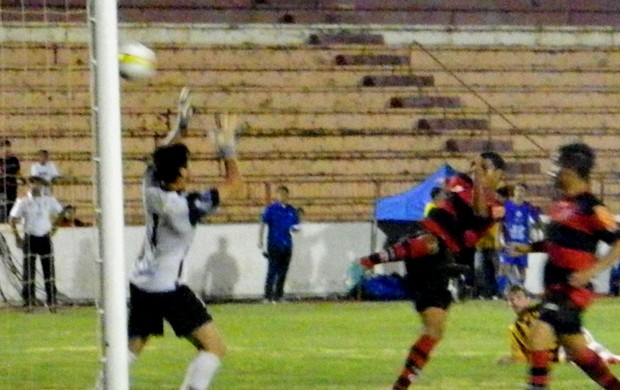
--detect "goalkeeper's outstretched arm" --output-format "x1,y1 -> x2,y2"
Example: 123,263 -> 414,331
160,87 -> 192,147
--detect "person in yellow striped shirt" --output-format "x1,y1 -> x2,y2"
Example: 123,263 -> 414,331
497,285 -> 620,365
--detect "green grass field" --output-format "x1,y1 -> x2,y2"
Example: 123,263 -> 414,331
1,298 -> 620,389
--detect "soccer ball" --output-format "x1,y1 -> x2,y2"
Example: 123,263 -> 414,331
118,42 -> 156,80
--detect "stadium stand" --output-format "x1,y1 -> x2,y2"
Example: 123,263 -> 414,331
0,0 -> 620,223
4,19 -> 620,223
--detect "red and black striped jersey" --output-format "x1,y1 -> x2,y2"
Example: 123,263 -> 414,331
420,174 -> 499,254
545,192 -> 620,271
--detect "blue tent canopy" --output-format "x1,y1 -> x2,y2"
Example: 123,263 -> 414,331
374,164 -> 456,222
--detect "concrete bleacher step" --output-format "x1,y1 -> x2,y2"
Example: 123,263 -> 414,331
444,139 -> 513,153
5,43 -> 620,73
8,88 -> 620,113
360,75 -> 434,87
389,96 -> 462,109
432,71 -> 620,89
526,184 -> 554,198
308,33 -> 385,45
416,118 -> 489,131
505,161 -> 542,175
5,68 -> 437,90
335,54 -> 409,66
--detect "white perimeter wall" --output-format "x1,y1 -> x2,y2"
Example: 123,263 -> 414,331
0,222 -> 612,302
0,223 -> 373,302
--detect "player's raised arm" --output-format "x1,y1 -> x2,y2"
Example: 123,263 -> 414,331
210,112 -> 246,201
161,87 -> 193,147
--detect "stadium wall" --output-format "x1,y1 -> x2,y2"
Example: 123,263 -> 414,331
0,223 -> 372,302
0,223 -> 612,303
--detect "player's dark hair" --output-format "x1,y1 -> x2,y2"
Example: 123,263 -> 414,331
3,139 -> 10,147
496,185 -> 512,199
480,151 -> 506,171
153,143 -> 189,184
557,142 -> 595,179
277,185 -> 289,194
430,186 -> 443,199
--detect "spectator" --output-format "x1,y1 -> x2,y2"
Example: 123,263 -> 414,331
258,185 -> 300,303
30,149 -> 60,186
423,186 -> 446,217
0,140 -> 22,223
9,176 -> 64,312
57,205 -> 90,227
474,222 -> 501,299
474,184 -> 510,300
497,183 -> 542,295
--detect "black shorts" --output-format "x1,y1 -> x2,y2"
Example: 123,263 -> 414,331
404,250 -> 453,313
128,284 -> 212,338
538,289 -> 583,335
408,287 -> 453,313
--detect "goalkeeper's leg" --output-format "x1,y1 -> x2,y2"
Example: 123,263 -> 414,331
180,322 -> 226,390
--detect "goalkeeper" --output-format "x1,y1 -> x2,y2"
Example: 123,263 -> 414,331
97,88 -> 246,390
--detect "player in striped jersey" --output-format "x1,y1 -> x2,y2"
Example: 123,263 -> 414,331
498,285 -> 619,366
360,152 -> 506,390
510,143 -> 620,390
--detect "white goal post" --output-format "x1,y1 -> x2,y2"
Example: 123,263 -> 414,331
88,0 -> 129,389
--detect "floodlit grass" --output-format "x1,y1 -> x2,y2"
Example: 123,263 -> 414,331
1,298 -> 620,389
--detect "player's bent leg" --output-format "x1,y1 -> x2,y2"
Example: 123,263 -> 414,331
129,335 -> 149,356
420,307 -> 447,341
180,321 -> 226,390
393,307 -> 447,390
527,319 -> 556,389
561,334 -> 620,390
360,234 -> 439,270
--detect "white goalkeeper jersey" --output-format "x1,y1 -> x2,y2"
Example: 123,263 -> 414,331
130,166 -> 219,292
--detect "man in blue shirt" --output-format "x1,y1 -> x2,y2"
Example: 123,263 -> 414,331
498,183 -> 542,294
258,185 -> 300,303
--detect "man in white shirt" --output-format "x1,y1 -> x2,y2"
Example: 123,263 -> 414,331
29,149 -> 60,185
122,88 -> 245,390
9,176 -> 63,311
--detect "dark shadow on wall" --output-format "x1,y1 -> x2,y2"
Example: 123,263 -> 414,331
287,223 -> 370,299
203,236 -> 240,301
